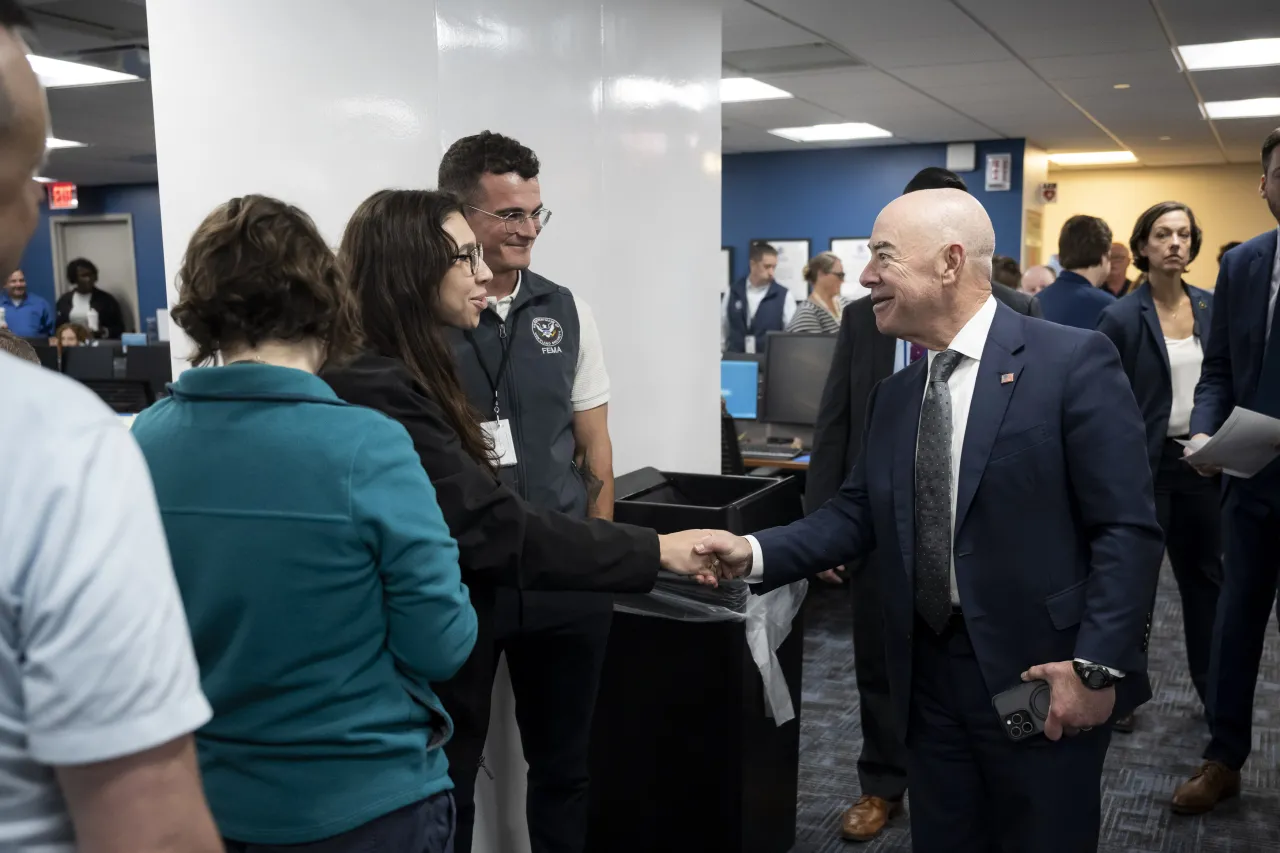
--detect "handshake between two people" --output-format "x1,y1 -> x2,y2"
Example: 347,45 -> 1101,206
656,530 -> 755,587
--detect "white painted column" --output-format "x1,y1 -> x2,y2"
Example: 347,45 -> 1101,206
148,2 -> 721,849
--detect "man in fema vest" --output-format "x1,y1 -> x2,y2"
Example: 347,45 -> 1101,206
723,242 -> 795,353
438,130 -> 616,853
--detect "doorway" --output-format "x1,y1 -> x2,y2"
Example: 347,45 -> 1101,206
50,215 -> 141,334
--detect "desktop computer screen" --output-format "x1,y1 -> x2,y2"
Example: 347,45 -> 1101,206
720,359 -> 759,420
761,332 -> 838,427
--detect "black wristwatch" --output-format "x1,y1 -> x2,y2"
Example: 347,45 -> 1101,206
1073,661 -> 1118,690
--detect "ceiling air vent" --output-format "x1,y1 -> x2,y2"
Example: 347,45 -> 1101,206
723,43 -> 864,75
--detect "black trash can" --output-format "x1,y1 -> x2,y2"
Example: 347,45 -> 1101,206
586,468 -> 804,853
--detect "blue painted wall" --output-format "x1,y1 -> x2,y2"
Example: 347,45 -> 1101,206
18,183 -> 166,330
722,139 -> 1025,284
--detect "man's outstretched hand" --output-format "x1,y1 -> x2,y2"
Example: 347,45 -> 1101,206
693,531 -> 754,581
658,530 -> 720,586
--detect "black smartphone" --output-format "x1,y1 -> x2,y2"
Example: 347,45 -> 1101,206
992,679 -> 1051,742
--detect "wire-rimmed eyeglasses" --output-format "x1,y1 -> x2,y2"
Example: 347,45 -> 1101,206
466,204 -> 552,234
451,243 -> 484,276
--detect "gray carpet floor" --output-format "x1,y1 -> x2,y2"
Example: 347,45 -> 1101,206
791,564 -> 1280,852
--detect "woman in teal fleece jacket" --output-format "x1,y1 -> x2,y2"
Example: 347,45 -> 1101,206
129,195 -> 475,851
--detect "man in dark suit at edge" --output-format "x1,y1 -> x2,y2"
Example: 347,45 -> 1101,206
806,166 -> 1042,842
692,189 -> 1163,851
1173,127 -> 1280,814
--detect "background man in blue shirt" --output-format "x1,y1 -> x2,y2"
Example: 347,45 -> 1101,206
1037,215 -> 1116,330
0,268 -> 53,337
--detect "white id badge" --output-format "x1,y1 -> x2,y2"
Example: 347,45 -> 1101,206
744,336 -> 757,354
482,419 -> 519,467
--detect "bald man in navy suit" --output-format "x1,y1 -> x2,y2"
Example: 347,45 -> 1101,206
691,190 -> 1162,852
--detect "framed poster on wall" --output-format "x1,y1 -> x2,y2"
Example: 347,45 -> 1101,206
754,238 -> 809,302
720,247 -> 733,299
829,237 -> 872,301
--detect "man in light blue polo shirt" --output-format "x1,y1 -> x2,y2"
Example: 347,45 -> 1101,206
0,6 -> 222,851
0,268 -> 53,337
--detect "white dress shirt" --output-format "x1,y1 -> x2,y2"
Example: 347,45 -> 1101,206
1269,226 -> 1280,342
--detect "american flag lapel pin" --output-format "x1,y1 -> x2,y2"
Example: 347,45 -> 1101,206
1000,372 -> 1016,385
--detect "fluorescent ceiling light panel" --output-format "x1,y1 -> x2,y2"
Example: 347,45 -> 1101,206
1178,38 -> 1280,72
1047,151 -> 1137,166
720,77 -> 792,103
33,176 -> 55,183
769,122 -> 892,142
1201,98 -> 1280,120
46,137 -> 86,149
27,54 -> 140,88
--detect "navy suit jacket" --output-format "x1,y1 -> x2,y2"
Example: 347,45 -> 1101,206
1096,281 -> 1213,478
755,304 -> 1164,729
1037,270 -> 1116,330
1192,229 -> 1279,439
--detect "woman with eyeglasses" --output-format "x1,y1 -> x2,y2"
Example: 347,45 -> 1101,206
129,195 -> 475,851
1096,200 -> 1221,737
321,189 -> 714,848
787,252 -> 848,335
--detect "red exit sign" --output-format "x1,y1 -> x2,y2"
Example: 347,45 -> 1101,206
48,181 -> 78,210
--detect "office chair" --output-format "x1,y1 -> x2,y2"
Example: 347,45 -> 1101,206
61,345 -> 116,380
721,405 -> 746,476
80,379 -> 156,414
125,344 -> 174,398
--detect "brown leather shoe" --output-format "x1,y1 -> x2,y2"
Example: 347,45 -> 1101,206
1171,760 -> 1241,815
840,795 -> 903,842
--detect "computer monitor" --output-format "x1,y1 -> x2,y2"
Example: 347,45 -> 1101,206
761,332 -> 838,427
126,344 -> 174,398
720,359 -> 759,420
61,346 -> 116,381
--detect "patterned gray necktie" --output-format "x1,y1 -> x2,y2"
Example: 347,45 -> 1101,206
916,349 -> 963,633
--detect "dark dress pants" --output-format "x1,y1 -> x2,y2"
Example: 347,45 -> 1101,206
849,555 -> 908,800
1153,438 -> 1223,706
223,793 -> 455,853
1205,478 -> 1280,770
906,614 -> 1111,853
438,586 -> 613,853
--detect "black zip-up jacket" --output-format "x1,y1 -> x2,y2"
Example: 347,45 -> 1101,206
322,353 -> 658,593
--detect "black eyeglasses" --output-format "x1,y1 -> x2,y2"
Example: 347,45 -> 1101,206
451,243 -> 484,276
466,204 -> 552,234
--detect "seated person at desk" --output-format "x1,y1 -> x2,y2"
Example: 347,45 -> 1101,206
1037,215 -> 1116,329
0,268 -> 53,337
56,322 -> 89,348
55,258 -> 125,339
723,242 -> 794,353
788,252 -> 848,335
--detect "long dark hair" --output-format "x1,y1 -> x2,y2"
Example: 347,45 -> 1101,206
340,189 -> 492,468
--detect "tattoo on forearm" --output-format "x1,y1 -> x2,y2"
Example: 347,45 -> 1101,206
579,458 -> 604,507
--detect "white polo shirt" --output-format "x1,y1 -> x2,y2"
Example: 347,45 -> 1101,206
0,353 -> 211,851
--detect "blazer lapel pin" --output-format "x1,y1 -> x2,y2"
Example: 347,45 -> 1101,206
1001,372 -> 1016,385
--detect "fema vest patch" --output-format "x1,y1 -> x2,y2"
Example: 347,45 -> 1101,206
532,317 -> 564,353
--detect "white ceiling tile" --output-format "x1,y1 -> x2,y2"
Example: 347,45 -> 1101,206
1030,50 -> 1180,83
954,0 -> 1168,58
721,97 -> 845,129
1193,67 -> 1280,103
722,0 -> 817,52
1159,0 -> 1280,46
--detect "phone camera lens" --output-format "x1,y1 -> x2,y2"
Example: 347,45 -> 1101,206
1021,722 -> 1034,734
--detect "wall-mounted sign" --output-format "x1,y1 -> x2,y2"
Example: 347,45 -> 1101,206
985,153 -> 1012,192
47,181 -> 78,210
1038,182 -> 1058,204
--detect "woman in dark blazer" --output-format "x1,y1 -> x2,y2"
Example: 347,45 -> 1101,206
1096,201 -> 1222,731
321,189 -> 715,849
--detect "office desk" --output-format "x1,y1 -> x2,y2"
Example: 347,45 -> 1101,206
743,453 -> 809,471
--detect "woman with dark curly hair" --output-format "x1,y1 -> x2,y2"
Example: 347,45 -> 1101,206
128,194 -> 476,852
1096,201 -> 1221,734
